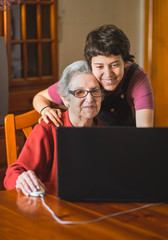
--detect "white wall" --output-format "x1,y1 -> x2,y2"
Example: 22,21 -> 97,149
58,0 -> 145,78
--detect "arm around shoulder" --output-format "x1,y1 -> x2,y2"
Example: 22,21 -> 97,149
33,88 -> 54,114
32,84 -> 64,126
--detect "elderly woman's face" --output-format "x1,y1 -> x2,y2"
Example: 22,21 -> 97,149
68,73 -> 102,120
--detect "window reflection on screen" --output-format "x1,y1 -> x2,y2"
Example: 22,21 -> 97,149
11,5 -> 21,40
41,5 -> 51,38
11,44 -> 22,78
42,43 -> 51,76
27,44 -> 38,77
26,5 -> 37,39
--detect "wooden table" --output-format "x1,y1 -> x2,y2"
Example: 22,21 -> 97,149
0,182 -> 168,240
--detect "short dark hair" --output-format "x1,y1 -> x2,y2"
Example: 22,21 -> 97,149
84,24 -> 135,68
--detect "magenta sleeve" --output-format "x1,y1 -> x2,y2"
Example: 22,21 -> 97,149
130,67 -> 154,111
48,82 -> 63,105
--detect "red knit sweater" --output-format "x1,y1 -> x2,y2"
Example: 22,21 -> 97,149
4,111 -> 101,189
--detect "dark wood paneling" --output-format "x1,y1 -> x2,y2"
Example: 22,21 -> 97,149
9,84 -> 52,114
0,126 -> 7,190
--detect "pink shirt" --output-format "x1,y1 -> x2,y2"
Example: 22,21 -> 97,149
48,64 -> 154,113
48,81 -> 63,105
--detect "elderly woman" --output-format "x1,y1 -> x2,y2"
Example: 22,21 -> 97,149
4,60 -> 103,195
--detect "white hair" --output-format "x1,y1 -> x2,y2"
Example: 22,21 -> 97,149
57,60 -> 92,99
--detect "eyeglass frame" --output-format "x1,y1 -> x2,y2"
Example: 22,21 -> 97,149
68,88 -> 103,98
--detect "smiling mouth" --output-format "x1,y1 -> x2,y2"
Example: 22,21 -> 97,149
102,78 -> 117,84
102,76 -> 117,82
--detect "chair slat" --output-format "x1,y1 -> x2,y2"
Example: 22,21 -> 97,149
4,110 -> 41,167
22,126 -> 33,138
15,110 -> 40,130
5,114 -> 17,166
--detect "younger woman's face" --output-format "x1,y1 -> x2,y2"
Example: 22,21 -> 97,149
91,54 -> 126,91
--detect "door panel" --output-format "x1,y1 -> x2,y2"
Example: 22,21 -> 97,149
145,0 -> 168,126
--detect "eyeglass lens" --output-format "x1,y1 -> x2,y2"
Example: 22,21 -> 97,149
74,89 -> 102,98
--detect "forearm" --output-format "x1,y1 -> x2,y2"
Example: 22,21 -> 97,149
33,94 -> 52,114
136,109 -> 154,127
33,88 -> 65,126
33,89 -> 54,114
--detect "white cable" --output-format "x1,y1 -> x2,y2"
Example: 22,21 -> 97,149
41,196 -> 164,225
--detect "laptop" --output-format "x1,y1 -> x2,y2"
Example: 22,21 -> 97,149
56,127 -> 168,202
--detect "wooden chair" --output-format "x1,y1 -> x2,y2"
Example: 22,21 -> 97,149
4,110 -> 41,167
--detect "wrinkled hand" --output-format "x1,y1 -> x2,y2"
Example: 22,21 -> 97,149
39,108 -> 63,127
15,170 -> 46,196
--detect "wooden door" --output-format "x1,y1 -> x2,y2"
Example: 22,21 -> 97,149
144,0 -> 168,126
3,0 -> 58,114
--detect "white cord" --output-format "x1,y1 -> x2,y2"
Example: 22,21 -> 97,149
40,196 -> 164,225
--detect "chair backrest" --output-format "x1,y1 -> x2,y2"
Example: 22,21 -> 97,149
4,110 -> 41,167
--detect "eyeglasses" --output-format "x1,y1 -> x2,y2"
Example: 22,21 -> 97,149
68,88 -> 103,98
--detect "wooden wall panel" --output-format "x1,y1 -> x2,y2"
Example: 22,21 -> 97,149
152,0 -> 168,126
8,84 -> 51,114
0,127 -> 7,190
144,0 -> 168,126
